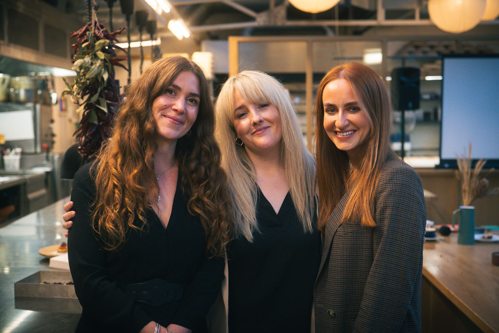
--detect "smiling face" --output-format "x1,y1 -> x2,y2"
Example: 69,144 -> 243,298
152,71 -> 200,145
322,78 -> 371,164
232,89 -> 283,156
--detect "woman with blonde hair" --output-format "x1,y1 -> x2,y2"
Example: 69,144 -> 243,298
214,70 -> 321,332
314,62 -> 426,332
67,56 -> 232,333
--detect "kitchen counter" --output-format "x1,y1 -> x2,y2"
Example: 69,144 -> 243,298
423,233 -> 499,333
0,197 -> 80,333
0,174 -> 25,191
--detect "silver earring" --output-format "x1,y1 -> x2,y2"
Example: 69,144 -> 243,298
235,137 -> 244,147
186,130 -> 192,138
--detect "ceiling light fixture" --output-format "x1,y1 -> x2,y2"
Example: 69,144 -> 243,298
288,0 -> 340,14
363,48 -> 382,65
168,20 -> 190,40
144,0 -> 170,15
428,0 -> 486,34
116,38 -> 161,48
482,0 -> 499,20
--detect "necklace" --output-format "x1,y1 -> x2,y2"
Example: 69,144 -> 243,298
156,164 -> 175,182
156,164 -> 175,202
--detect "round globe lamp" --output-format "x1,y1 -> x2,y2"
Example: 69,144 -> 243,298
482,0 -> 499,20
428,0 -> 486,33
288,0 -> 340,13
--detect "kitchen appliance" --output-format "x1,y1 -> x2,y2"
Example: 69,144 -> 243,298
9,76 -> 36,103
0,102 -> 53,153
0,74 -> 11,102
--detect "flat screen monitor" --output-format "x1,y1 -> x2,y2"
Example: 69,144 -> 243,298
439,54 -> 499,168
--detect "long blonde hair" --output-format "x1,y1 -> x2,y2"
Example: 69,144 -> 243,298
216,71 -> 316,241
91,56 -> 233,256
315,62 -> 397,230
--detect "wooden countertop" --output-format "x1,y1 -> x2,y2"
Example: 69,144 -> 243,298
423,234 -> 499,333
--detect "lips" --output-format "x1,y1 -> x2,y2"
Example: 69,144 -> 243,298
336,130 -> 355,137
252,126 -> 270,135
163,114 -> 184,125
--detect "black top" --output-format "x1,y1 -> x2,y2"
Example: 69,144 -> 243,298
227,188 -> 321,333
68,162 -> 224,333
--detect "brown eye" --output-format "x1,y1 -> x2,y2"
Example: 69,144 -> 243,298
187,98 -> 199,106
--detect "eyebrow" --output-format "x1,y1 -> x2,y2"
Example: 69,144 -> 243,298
323,101 -> 359,107
169,84 -> 201,98
234,105 -> 246,113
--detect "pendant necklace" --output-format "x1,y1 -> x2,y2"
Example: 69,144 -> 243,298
156,164 -> 175,202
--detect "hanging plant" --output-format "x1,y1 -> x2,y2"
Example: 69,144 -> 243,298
62,20 -> 128,163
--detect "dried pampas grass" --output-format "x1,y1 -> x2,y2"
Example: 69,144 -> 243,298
456,143 -> 499,206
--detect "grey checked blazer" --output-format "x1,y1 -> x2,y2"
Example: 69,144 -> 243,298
314,159 -> 426,333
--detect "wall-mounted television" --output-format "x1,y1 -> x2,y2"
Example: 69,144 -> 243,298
438,54 -> 499,168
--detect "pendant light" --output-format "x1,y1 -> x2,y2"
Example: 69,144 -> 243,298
482,0 -> 499,20
136,11 -> 149,74
106,0 -> 117,31
428,0 -> 486,34
120,0 -> 134,85
288,0 -> 340,14
146,20 -> 162,63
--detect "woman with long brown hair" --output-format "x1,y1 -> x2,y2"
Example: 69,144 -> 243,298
313,62 -> 426,332
67,56 -> 232,333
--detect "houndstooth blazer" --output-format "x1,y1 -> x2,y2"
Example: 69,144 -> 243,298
314,158 -> 426,333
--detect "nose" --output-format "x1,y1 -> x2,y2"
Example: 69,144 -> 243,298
250,108 -> 263,125
172,97 -> 186,113
335,110 -> 349,129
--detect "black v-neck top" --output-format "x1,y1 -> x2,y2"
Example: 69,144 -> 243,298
227,188 -> 321,333
68,162 -> 224,333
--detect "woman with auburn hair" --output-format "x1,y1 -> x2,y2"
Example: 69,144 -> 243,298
213,70 -> 320,332
67,56 -> 232,333
313,62 -> 426,332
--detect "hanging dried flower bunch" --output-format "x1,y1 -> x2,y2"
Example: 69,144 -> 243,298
455,143 -> 499,206
62,17 -> 128,163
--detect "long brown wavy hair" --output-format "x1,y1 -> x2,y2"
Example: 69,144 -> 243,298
315,62 -> 397,231
91,56 -> 233,256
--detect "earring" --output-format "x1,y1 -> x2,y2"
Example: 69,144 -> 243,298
235,137 -> 244,147
186,130 -> 192,138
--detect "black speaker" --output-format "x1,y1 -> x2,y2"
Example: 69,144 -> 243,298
391,67 -> 420,110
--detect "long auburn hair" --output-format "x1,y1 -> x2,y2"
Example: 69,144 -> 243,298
315,62 -> 397,231
91,56 -> 233,256
215,71 -> 316,241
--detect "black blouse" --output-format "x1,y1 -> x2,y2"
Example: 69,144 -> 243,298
68,162 -> 224,333
227,188 -> 321,333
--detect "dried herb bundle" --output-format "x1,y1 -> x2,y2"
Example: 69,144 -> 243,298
62,21 -> 128,163
455,143 -> 499,206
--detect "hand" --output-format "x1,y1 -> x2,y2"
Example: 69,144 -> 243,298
62,201 -> 75,238
167,324 -> 192,333
139,321 -> 156,333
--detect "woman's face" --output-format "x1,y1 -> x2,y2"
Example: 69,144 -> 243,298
322,78 -> 371,162
152,71 -> 200,145
232,89 -> 283,155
